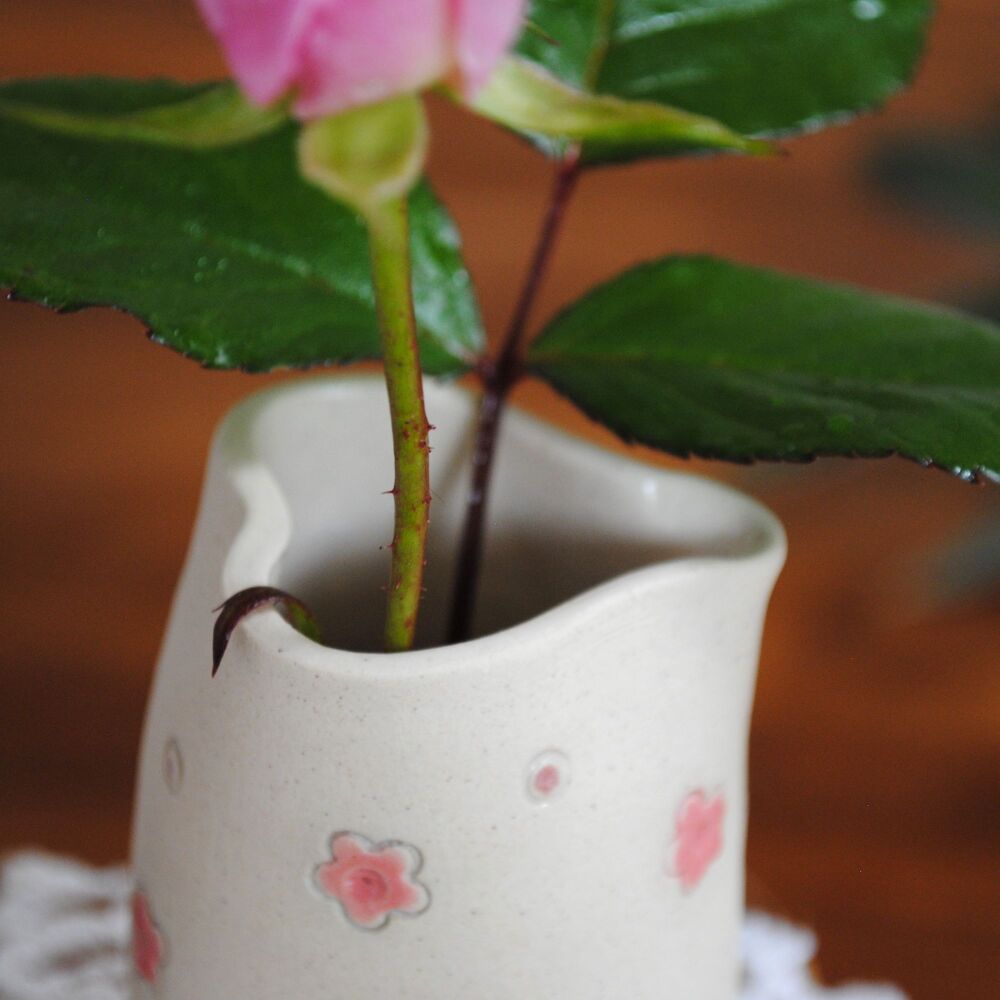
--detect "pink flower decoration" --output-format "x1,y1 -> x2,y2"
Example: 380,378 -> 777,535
315,832 -> 430,930
131,890 -> 165,984
673,790 -> 725,891
196,0 -> 527,119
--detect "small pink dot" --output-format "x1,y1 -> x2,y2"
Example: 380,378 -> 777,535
527,750 -> 570,802
534,764 -> 561,796
346,867 -> 389,904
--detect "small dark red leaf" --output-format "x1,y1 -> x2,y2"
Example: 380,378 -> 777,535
212,586 -> 322,676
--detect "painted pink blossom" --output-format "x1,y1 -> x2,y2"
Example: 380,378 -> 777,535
315,832 -> 430,930
196,0 -> 527,119
673,790 -> 725,891
131,890 -> 165,983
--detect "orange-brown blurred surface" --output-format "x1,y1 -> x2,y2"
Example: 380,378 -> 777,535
2,2 -> 999,997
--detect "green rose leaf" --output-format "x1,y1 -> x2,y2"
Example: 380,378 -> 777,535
0,81 -> 287,149
517,0 -> 933,156
470,56 -> 772,163
0,78 -> 482,374
528,257 -> 1000,481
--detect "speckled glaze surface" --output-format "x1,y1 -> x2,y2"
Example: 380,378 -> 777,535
129,377 -> 785,999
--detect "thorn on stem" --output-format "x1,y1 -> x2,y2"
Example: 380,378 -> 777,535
524,18 -> 560,46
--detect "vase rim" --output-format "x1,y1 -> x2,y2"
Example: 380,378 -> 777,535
214,376 -> 786,676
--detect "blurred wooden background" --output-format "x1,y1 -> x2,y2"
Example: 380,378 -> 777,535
2,2 -> 998,997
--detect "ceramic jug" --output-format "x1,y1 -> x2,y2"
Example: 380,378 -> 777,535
130,376 -> 785,999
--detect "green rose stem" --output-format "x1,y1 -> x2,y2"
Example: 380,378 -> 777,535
368,195 -> 432,651
447,148 -> 582,644
299,96 -> 431,652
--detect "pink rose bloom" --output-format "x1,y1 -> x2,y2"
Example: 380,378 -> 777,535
197,0 -> 526,119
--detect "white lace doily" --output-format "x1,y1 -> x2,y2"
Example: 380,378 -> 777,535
0,852 -> 907,1000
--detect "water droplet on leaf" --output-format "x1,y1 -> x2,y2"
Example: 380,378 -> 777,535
851,0 -> 885,20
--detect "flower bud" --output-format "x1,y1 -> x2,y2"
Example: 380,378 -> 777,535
197,0 -> 526,120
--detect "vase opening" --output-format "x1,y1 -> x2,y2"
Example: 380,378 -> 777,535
279,526 -> 695,652
224,378 -> 778,654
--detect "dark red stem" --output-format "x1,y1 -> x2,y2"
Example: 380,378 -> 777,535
447,150 -> 582,644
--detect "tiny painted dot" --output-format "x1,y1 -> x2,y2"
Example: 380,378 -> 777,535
534,765 -> 561,795
163,738 -> 184,794
527,750 -> 570,803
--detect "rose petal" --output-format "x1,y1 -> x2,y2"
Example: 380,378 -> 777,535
452,0 -> 527,95
195,0 -> 318,106
293,0 -> 451,118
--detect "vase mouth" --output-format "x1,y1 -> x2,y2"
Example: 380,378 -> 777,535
213,376 -> 786,673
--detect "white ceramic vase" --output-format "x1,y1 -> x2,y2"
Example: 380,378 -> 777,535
129,376 -> 785,999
